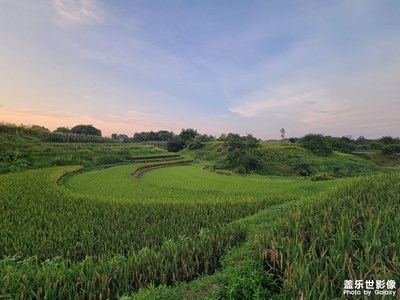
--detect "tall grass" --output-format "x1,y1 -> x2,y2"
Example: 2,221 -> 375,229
256,174 -> 400,298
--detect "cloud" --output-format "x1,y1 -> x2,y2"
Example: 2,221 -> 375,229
230,86 -> 325,118
127,110 -> 146,120
301,108 -> 355,126
52,0 -> 103,25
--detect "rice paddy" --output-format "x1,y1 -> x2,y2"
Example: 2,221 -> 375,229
0,156 -> 399,299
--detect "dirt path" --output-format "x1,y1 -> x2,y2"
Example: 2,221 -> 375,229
132,161 -> 193,178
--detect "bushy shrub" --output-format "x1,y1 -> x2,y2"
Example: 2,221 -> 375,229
381,144 -> 400,155
217,134 -> 263,174
288,157 -> 316,176
300,134 -> 333,156
166,137 -> 184,152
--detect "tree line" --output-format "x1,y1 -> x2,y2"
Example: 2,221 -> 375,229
1,122 -> 399,155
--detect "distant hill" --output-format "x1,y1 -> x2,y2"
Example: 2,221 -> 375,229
185,141 -> 389,178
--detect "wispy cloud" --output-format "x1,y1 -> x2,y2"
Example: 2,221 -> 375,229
230,86 -> 325,118
52,0 -> 103,25
127,110 -> 146,120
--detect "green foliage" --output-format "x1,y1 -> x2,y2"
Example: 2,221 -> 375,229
112,133 -> 129,142
217,134 -> 262,174
311,172 -> 334,181
0,136 -> 168,173
0,150 -> 30,173
54,126 -> 71,133
133,130 -> 174,142
179,128 -> 199,146
167,136 -> 184,152
186,135 -> 205,150
187,141 -> 386,178
216,260 -> 276,299
331,136 -> 357,153
186,134 -> 214,150
300,134 -> 333,156
44,132 -> 112,143
288,157 -> 316,176
370,141 -> 384,150
379,136 -> 399,145
368,151 -> 400,167
381,144 -> 400,155
71,124 -> 102,136
0,122 -> 50,138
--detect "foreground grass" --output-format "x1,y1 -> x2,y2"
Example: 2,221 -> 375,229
1,160 -> 334,299
256,173 -> 400,298
124,201 -> 296,300
124,173 -> 400,299
1,160 -> 398,299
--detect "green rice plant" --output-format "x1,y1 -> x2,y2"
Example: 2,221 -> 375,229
255,174 -> 400,299
3,155 -> 395,298
1,161 -> 308,298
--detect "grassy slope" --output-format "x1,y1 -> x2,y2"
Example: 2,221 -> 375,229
185,141 -> 386,177
0,134 -> 178,174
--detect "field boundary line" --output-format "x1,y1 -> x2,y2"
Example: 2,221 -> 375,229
132,160 -> 194,178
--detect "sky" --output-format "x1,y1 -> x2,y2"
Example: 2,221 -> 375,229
0,0 -> 399,139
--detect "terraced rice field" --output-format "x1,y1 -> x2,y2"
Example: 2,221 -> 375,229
0,158 -> 399,299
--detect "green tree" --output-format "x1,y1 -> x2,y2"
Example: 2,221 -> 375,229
71,124 -> 102,136
54,127 -> 71,133
219,134 -> 262,173
156,130 -> 174,141
300,134 -> 333,156
117,134 -> 129,142
379,136 -> 399,145
179,129 -> 198,146
382,144 -> 400,155
331,136 -> 357,153
186,134 -> 215,150
166,136 -> 184,152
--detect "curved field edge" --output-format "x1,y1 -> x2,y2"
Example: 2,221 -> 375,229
0,162 -> 292,299
63,162 -> 340,205
56,155 -> 192,185
123,173 -> 400,300
131,159 -> 194,178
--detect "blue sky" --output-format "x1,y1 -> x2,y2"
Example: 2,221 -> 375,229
0,0 -> 399,138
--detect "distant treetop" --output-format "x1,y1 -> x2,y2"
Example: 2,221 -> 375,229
71,124 -> 102,136
54,127 -> 71,133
